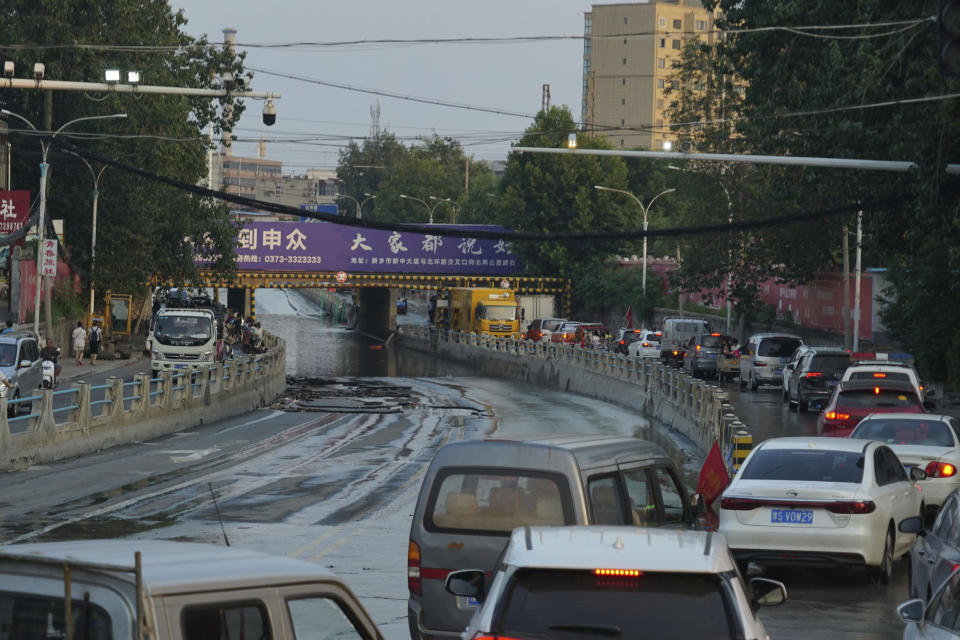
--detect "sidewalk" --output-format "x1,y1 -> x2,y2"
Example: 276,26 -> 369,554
57,353 -> 144,384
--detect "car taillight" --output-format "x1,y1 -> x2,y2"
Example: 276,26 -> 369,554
619,340 -> 625,345
720,497 -> 759,510
926,462 -> 957,478
872,372 -> 887,378
825,411 -> 851,420
755,362 -> 766,367
695,344 -> 701,352
673,350 -> 679,356
408,540 -> 421,595
805,372 -> 823,378
642,342 -> 650,347
595,568 -> 641,576
824,500 -> 876,514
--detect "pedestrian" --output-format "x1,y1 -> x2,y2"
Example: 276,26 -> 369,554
0,320 -> 13,334
88,320 -> 103,365
71,321 -> 86,365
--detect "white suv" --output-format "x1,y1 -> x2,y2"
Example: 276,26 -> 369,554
445,526 -> 786,640
842,352 -> 931,405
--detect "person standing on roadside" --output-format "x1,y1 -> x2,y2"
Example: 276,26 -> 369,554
71,321 -> 87,365
88,320 -> 103,365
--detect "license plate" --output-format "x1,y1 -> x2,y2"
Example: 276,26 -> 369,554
774,368 -> 783,375
174,364 -> 188,369
456,596 -> 479,609
771,509 -> 813,524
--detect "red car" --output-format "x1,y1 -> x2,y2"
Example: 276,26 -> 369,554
818,379 -> 925,436
550,321 -> 581,344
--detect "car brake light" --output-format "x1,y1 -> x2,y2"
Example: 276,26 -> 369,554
673,350 -> 679,356
619,340 -> 625,345
926,462 -> 957,478
825,500 -> 877,514
595,568 -> 641,576
407,540 -> 421,595
710,333 -> 721,337
720,497 -> 875,514
695,344 -> 701,352
720,497 -> 759,510
874,387 -> 881,394
872,372 -> 887,378
754,362 -> 766,367
642,342 -> 650,347
805,372 -> 823,378
825,411 -> 851,420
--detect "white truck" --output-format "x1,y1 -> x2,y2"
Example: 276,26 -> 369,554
0,539 -> 384,640
150,308 -> 217,375
659,316 -> 711,367
516,294 -> 556,328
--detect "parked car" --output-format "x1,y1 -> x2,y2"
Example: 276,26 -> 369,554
0,330 -> 43,417
574,323 -> 609,348
818,379 -> 926,436
525,317 -> 566,342
843,351 -> 933,406
407,434 -> 696,640
549,321 -> 581,344
898,565 -> 960,638
627,330 -> 662,359
851,413 -> 960,519
739,333 -> 804,391
683,332 -> 734,378
611,327 -> 644,354
445,526 -> 786,640
718,436 -> 924,583
901,490 -> 960,604
785,347 -> 851,411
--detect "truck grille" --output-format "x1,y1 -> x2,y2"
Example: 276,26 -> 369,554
164,353 -> 201,361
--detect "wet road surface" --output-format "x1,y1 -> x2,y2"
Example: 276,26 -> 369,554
0,289 -> 914,638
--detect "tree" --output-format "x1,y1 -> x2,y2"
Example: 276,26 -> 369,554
1,0 -> 246,294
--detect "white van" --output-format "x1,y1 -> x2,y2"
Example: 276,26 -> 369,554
0,539 -> 384,640
739,332 -> 804,391
659,316 -> 711,367
150,308 -> 217,375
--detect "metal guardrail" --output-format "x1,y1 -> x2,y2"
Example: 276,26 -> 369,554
399,325 -> 752,471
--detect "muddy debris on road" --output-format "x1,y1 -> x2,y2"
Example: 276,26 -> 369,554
277,377 -> 418,413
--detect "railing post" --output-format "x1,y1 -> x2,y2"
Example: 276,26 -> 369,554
0,399 -> 10,460
105,376 -> 124,420
74,383 -> 93,432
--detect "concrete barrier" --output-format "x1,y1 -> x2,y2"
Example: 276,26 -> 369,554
0,334 -> 287,471
397,326 -> 751,471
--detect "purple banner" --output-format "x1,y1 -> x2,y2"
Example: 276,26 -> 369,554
232,221 -> 520,274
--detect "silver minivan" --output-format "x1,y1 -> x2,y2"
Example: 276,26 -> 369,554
406,434 -> 695,640
0,331 -> 43,416
739,332 -> 804,391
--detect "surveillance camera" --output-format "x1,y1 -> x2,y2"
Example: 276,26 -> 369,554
222,72 -> 235,91
262,99 -> 277,126
235,75 -> 246,91
33,62 -> 45,79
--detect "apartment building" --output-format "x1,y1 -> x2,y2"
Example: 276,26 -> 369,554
582,0 -> 717,150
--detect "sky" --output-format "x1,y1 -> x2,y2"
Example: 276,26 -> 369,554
172,0 -> 592,173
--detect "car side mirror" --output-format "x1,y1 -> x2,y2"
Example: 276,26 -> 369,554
750,577 -> 787,608
909,466 -> 927,482
897,598 -> 924,624
19,359 -> 31,369
899,515 -> 926,536
444,569 -> 485,601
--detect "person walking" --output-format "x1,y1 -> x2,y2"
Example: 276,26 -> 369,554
88,320 -> 103,365
71,321 -> 87,365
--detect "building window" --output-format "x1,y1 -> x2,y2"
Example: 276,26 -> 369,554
657,58 -> 665,68
659,38 -> 666,48
696,19 -> 706,31
621,98 -> 626,105
672,39 -> 681,50
623,57 -> 627,65
656,98 -> 664,109
621,119 -> 625,126
656,119 -> 664,129
584,16 -> 592,35
584,40 -> 592,55
624,16 -> 628,24
659,17 -> 666,27
275,186 -> 282,196
622,78 -> 626,85
657,78 -> 665,89
623,38 -> 627,45
620,139 -> 625,147
671,59 -> 681,68
673,19 -> 682,29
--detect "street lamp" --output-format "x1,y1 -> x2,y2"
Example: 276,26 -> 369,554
336,192 -> 375,219
400,194 -> 438,224
0,109 -> 126,337
429,196 -> 459,223
594,185 -> 675,295
67,151 -> 107,317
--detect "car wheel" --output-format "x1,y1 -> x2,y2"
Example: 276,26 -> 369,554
798,392 -> 808,412
868,527 -> 894,585
782,386 -> 789,401
750,373 -> 759,391
739,375 -> 746,390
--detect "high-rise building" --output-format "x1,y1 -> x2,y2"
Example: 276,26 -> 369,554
582,1 -> 718,151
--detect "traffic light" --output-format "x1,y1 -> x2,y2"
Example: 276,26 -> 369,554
939,0 -> 960,76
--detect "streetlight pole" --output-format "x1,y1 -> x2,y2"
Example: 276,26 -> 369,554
68,152 -> 107,317
336,192 -> 375,219
1,109 -> 126,337
594,186 -> 675,295
429,196 -> 459,224
400,194 -> 436,224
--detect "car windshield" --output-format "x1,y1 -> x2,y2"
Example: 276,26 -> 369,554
155,316 -> 212,340
810,355 -> 851,371
852,419 -> 954,447
544,319 -> 564,331
758,338 -> 803,357
0,344 -> 16,367
838,388 -> 920,409
497,569 -> 735,640
741,449 -> 864,483
701,336 -> 725,348
644,333 -> 661,342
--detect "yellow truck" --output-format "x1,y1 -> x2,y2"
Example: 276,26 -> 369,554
444,287 -> 520,337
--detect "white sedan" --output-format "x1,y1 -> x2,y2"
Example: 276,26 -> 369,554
719,436 -> 924,583
627,330 -> 661,358
850,413 -> 960,518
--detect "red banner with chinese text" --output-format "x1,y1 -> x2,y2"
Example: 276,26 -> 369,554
0,190 -> 31,235
697,441 -> 731,507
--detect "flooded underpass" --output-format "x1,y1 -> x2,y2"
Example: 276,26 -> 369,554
0,288 -> 912,638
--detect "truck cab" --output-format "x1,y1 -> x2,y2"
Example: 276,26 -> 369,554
446,288 -> 519,338
150,309 -> 217,375
0,539 -> 384,640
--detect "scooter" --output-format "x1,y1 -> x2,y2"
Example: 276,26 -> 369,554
41,348 -> 60,389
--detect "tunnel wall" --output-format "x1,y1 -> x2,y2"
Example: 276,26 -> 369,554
0,335 -> 287,471
356,287 -> 397,339
396,326 -> 749,472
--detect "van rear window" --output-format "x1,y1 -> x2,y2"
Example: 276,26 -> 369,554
428,471 -> 571,533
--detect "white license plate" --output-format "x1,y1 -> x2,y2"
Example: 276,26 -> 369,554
771,509 -> 813,524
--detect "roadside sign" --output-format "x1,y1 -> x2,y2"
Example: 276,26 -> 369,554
335,271 -> 348,283
40,238 -> 58,276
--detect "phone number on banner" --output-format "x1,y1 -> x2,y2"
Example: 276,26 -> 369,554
261,255 -> 323,264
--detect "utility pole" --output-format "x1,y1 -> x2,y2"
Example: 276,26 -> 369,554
42,89 -> 53,340
842,225 -> 850,350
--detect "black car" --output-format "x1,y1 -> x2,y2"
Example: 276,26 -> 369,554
785,347 -> 850,411
611,328 -> 644,354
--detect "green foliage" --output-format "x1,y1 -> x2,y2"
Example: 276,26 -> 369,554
2,0 -> 244,294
